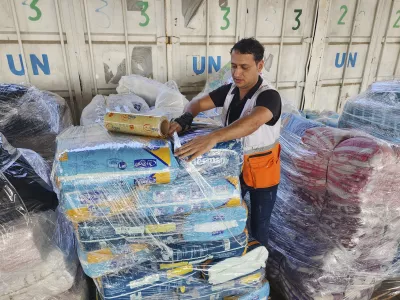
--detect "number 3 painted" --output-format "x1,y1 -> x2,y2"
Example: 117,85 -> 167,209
393,10 -> 400,28
22,0 -> 42,21
137,1 -> 150,27
220,6 -> 230,30
292,9 -> 302,30
338,5 -> 347,25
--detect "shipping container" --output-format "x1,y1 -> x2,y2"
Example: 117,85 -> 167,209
1,0 -> 399,121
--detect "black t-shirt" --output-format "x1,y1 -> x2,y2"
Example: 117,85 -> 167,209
209,76 -> 282,126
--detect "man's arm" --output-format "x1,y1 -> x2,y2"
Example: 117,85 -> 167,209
168,95 -> 216,135
175,106 -> 273,161
184,94 -> 216,117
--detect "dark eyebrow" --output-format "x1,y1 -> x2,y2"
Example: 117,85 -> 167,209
231,63 -> 250,67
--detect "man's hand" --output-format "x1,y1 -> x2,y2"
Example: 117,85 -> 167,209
168,121 -> 183,136
175,134 -> 219,162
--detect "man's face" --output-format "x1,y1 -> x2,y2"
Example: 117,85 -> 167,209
231,50 -> 264,89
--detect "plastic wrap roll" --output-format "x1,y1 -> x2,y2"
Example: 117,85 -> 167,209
104,112 -> 169,138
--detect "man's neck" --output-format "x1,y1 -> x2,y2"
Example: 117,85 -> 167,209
238,80 -> 258,100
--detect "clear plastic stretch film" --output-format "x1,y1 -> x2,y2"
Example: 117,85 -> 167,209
52,122 -> 272,299
0,83 -> 72,163
0,123 -> 82,298
267,113 -> 400,300
339,81 -> 400,144
0,202 -> 79,299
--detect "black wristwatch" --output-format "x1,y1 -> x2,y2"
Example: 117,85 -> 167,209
173,112 -> 194,132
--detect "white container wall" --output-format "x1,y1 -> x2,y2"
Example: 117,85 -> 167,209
0,0 -> 399,118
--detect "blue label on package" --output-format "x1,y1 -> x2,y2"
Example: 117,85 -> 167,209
134,159 -> 157,168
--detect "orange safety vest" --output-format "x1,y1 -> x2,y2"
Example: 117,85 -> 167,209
221,80 -> 281,189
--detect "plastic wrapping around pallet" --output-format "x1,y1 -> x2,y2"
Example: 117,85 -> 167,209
53,122 -> 258,297
75,204 -> 247,245
77,242 -> 153,278
267,113 -> 400,299
205,246 -> 269,285
238,281 -> 270,300
0,134 -> 58,223
61,175 -> 241,223
300,109 -> 341,128
52,266 -> 90,300
339,81 -> 400,144
371,278 -> 400,300
80,94 -> 150,126
95,263 -> 200,299
78,230 -> 248,279
0,210 -> 79,299
0,83 -> 72,163
116,75 -> 188,110
179,268 -> 266,299
175,127 -> 243,177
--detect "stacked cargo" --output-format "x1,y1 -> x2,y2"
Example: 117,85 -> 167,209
339,81 -> 400,144
267,114 -> 400,299
53,122 -> 269,299
339,81 -> 400,298
0,84 -> 84,299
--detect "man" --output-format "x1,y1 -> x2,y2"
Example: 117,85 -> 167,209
169,38 -> 281,246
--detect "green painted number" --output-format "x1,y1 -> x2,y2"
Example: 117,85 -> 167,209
220,6 -> 230,30
292,9 -> 302,30
393,10 -> 400,28
137,1 -> 149,27
24,0 -> 42,21
338,5 -> 347,25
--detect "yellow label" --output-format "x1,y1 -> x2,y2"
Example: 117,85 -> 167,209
154,172 -> 171,184
226,176 -> 239,188
240,273 -> 262,285
226,197 -> 241,207
160,261 -> 188,270
130,244 -> 148,252
87,248 -> 113,264
66,208 -> 90,223
149,147 -> 171,166
179,286 -> 186,293
59,152 -> 68,162
95,278 -> 102,288
167,265 -> 193,278
66,199 -> 134,223
55,176 -> 61,189
145,223 -> 176,233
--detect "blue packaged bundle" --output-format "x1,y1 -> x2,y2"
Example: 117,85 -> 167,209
179,268 -> 265,299
61,176 -> 241,223
155,230 -> 248,263
175,128 -> 243,178
282,113 -> 323,137
237,281 -> 270,300
78,242 -> 153,278
75,204 -> 247,246
95,264 -> 200,299
54,124 -> 178,182
77,231 -> 247,278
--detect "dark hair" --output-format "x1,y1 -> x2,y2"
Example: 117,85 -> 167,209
230,38 -> 265,62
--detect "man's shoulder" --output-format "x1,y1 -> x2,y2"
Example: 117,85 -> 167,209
209,83 -> 234,107
258,89 -> 281,101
